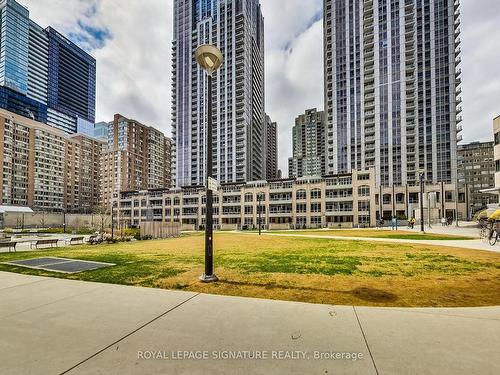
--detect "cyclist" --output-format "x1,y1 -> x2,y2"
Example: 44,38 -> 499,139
487,209 -> 500,245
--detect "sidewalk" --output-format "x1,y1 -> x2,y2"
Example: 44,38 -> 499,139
256,232 -> 499,253
0,272 -> 498,375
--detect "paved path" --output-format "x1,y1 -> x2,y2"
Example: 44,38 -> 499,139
0,271 -> 498,375
406,221 -> 481,237
0,234 -> 90,253
246,232 -> 500,253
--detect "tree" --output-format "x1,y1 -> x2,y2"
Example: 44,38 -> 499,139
93,205 -> 110,233
39,212 -> 46,229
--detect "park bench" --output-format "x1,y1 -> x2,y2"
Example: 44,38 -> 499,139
69,236 -> 85,245
0,241 -> 17,252
31,239 -> 59,249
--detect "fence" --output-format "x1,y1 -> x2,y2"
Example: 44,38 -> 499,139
140,221 -> 181,239
1,212 -> 111,230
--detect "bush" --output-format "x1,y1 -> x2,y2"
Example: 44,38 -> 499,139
40,228 -> 64,234
123,228 -> 140,237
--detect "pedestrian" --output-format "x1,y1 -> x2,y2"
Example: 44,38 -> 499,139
441,217 -> 446,226
391,216 -> 397,230
410,217 -> 416,229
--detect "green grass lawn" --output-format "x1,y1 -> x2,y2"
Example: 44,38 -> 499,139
0,232 -> 498,307
269,229 -> 476,240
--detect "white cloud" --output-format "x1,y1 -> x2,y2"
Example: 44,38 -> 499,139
459,0 -> 500,142
21,0 -> 500,177
23,0 -> 173,134
265,20 -> 324,174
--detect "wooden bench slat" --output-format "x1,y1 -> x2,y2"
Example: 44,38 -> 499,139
32,239 -> 59,249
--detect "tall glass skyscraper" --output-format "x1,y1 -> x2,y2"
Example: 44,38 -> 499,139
172,0 -> 265,187
0,0 -> 96,134
324,0 -> 462,186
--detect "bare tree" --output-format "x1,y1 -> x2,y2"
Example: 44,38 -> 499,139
39,212 -> 46,229
93,205 -> 110,233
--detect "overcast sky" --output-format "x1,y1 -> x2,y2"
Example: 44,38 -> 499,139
24,0 -> 500,175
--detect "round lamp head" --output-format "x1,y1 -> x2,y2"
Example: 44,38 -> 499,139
195,44 -> 223,74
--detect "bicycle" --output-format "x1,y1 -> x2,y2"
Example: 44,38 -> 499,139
487,221 -> 500,246
489,228 -> 499,246
479,220 -> 492,242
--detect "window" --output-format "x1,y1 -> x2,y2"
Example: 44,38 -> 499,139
358,185 -> 370,197
358,201 -> 370,212
296,189 -> 307,200
311,203 -> 321,212
296,203 -> 307,213
311,189 -> 322,199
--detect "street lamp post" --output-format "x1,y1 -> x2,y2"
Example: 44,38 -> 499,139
418,169 -> 425,233
111,203 -> 114,240
196,45 -> 223,283
63,209 -> 66,233
258,193 -> 263,235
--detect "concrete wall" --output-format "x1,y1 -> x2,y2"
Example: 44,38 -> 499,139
1,212 -> 111,230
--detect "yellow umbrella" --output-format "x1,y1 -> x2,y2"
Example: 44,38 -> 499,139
488,209 -> 500,221
474,209 -> 488,221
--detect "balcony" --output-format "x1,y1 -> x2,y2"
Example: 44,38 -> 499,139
364,91 -> 375,100
365,110 -> 375,119
365,117 -> 375,126
365,100 -> 375,110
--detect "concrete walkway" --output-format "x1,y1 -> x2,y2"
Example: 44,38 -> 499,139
249,232 -> 500,253
0,234 -> 91,253
0,271 -> 498,375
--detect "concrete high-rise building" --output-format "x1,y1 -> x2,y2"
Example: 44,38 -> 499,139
288,109 -> 325,178
65,134 -> 105,213
457,141 -> 495,213
100,114 -> 172,205
0,109 -> 103,212
265,114 -> 278,180
0,0 -> 96,134
172,0 -> 265,187
324,0 -> 462,186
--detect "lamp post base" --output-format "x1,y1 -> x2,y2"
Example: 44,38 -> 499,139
199,274 -> 219,283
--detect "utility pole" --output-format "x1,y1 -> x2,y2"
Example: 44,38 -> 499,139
111,204 -> 114,240
419,170 -> 425,233
258,193 -> 262,235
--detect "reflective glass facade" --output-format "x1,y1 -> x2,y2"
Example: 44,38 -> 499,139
0,0 -> 29,95
47,27 -> 96,126
0,0 -> 95,134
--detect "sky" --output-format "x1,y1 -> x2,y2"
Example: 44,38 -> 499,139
24,0 -> 500,176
